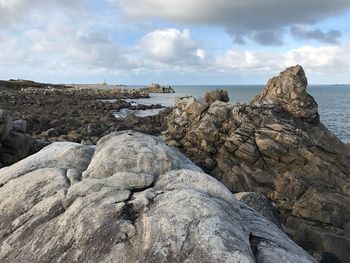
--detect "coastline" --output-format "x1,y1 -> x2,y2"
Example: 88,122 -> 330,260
1,66 -> 350,262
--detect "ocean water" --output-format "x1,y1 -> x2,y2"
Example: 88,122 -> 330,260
125,85 -> 350,143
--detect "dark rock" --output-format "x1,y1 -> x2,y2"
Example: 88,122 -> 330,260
0,82 -> 168,143
12,119 -> 27,133
0,109 -> 49,166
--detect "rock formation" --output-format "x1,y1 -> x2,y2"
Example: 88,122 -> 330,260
0,131 -> 315,262
140,83 -> 175,93
251,65 -> 319,123
0,109 -> 46,167
163,65 -> 350,262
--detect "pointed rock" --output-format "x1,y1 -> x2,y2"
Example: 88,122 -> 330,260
251,65 -> 319,123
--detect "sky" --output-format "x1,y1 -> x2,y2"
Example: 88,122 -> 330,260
0,0 -> 350,85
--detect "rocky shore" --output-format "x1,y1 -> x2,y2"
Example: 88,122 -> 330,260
0,66 -> 349,262
163,65 -> 350,262
0,81 -> 171,150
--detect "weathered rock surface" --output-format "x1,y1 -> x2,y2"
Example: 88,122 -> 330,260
140,83 -> 175,93
163,65 -> 350,262
0,131 -> 315,262
234,192 -> 281,229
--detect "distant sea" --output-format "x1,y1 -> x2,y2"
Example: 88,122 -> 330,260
125,85 -> 350,143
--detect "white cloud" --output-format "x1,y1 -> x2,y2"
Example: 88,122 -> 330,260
115,0 -> 350,45
139,28 -> 204,64
216,50 -> 282,71
0,33 -> 27,63
215,41 -> 350,80
283,43 -> 350,77
26,23 -> 140,70
284,46 -> 339,68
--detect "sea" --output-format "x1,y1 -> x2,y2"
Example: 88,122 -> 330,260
119,85 -> 350,143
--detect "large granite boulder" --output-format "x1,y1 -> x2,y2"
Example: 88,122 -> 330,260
0,131 -> 315,262
163,65 -> 350,262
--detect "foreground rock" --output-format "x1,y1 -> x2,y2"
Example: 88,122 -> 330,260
140,83 -> 175,93
0,131 -> 315,262
163,65 -> 350,262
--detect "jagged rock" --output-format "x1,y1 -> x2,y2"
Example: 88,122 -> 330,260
163,65 -> 350,262
251,65 -> 319,123
0,131 -> 315,262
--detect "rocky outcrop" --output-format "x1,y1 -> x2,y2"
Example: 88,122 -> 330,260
251,65 -> 319,123
0,109 -> 46,167
140,83 -> 175,93
0,131 -> 315,262
163,65 -> 350,262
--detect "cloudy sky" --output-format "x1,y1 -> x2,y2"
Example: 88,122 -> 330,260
0,0 -> 350,84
